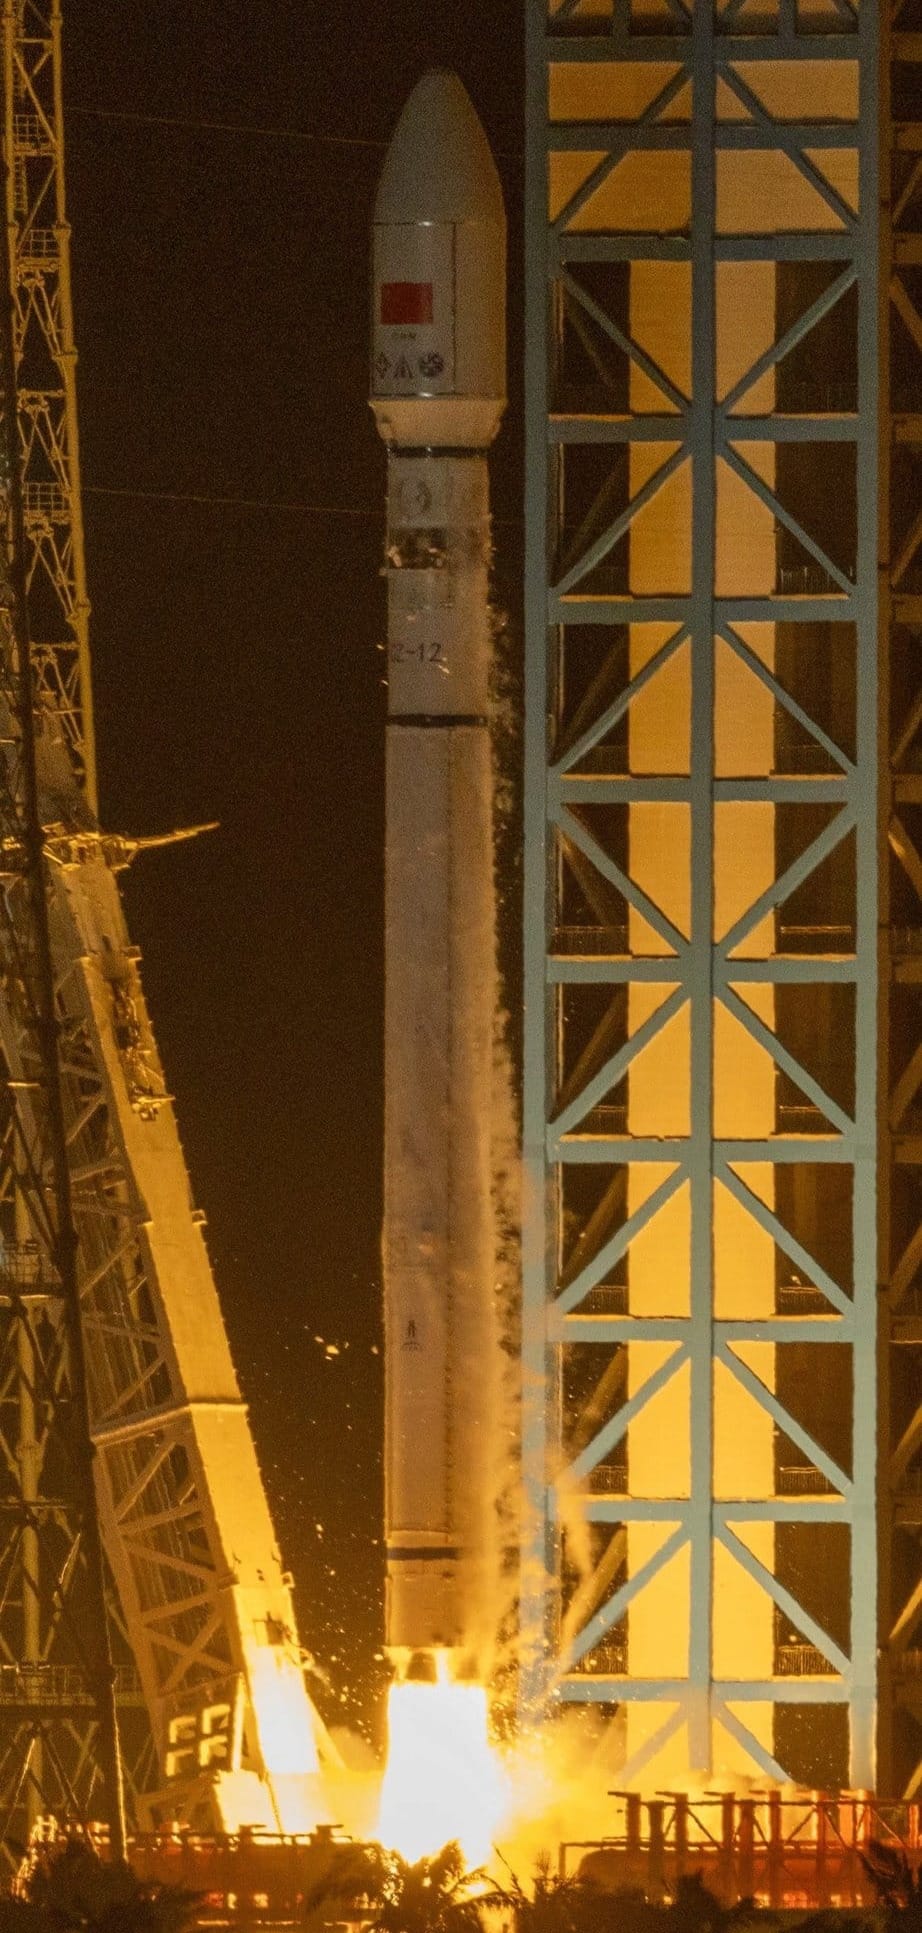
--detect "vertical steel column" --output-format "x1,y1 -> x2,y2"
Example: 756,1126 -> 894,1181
878,0 -> 922,1801
520,0 -> 556,1714
851,0 -> 880,1794
687,7 -> 716,1776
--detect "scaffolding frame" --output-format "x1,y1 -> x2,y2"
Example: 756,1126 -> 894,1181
2,0 -> 94,809
522,0 -> 881,1787
0,2 -> 326,1848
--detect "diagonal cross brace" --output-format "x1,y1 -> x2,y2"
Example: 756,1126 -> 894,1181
563,1522 -> 689,1668
716,1337 -> 852,1495
564,1341 -> 689,1482
720,265 -> 856,415
718,65 -> 857,232
617,1706 -> 687,1787
556,1164 -> 688,1312
891,275 -> 922,360
719,804 -> 855,957
713,1703 -> 793,1784
716,1161 -> 853,1316
716,1521 -> 850,1674
552,63 -> 694,239
559,803 -> 691,955
890,816 -> 922,903
553,149 -> 627,240
553,984 -> 688,1135
719,443 -> 854,596
890,1037 -> 922,1131
562,269 -> 690,412
553,624 -> 689,776
719,623 -> 854,774
555,445 -> 688,598
719,981 -> 853,1135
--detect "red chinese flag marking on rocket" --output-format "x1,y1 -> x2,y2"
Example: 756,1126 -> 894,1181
380,282 -> 434,325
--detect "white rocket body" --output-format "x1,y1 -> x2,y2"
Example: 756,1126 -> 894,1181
371,72 -> 506,1671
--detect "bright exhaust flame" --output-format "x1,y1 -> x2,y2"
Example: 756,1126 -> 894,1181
248,1645 -> 320,1776
377,1653 -> 507,1867
218,1643 -> 327,1835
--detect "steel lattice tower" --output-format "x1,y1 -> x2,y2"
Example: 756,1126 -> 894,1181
0,2 -> 327,1855
3,0 -> 94,806
522,0 -> 922,1796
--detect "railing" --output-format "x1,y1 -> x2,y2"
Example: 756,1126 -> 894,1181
18,228 -> 58,262
778,922 -> 855,953
776,1644 -> 836,1676
569,1639 -> 626,1675
777,1465 -> 839,1495
773,741 -> 844,775
776,562 -> 854,595
776,379 -> 857,414
0,1664 -> 143,1708
552,924 -> 628,956
777,1284 -> 834,1314
893,926 -> 922,955
580,1105 -> 628,1136
580,1283 -> 628,1315
28,1826 -> 365,1926
13,114 -> 50,151
0,1239 -> 53,1295
560,1793 -> 922,1910
33,1799 -> 922,1920
564,747 -> 629,775
586,1463 -> 628,1495
23,481 -> 68,518
777,1104 -> 828,1134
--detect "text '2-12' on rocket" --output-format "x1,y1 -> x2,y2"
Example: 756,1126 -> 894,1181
370,71 -> 506,1684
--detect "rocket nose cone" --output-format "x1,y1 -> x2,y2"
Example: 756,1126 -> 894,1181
374,69 -> 504,228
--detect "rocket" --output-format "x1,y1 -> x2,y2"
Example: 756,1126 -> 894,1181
370,72 -> 506,1678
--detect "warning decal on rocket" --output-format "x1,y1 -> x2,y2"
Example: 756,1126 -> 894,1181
373,225 -> 454,396
381,282 -> 434,325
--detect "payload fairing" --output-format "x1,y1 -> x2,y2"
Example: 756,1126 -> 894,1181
371,72 -> 506,1676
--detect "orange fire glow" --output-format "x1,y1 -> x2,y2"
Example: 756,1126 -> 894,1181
377,1653 -> 508,1868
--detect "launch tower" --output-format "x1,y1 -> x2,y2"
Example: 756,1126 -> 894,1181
522,0 -> 922,1796
0,0 -> 326,1852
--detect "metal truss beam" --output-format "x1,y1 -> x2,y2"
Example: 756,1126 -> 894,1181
523,0 -> 880,1789
0,204 -> 123,1853
2,0 -> 94,809
0,2 -> 328,1848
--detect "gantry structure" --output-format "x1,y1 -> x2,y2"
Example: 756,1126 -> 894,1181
522,0 -> 922,1796
0,0 -> 325,1853
2,0 -> 93,806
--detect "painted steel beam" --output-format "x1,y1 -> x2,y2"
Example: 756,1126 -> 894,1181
524,0 -> 880,1789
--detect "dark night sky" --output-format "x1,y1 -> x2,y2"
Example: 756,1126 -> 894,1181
60,6 -> 524,1741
